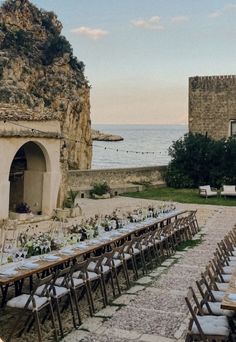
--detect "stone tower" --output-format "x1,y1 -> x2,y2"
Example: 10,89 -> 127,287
189,75 -> 236,139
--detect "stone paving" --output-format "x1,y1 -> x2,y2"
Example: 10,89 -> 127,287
63,203 -> 236,342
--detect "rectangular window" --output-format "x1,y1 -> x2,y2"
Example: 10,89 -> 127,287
231,121 -> 236,137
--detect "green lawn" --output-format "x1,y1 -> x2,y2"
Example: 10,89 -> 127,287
123,187 -> 236,206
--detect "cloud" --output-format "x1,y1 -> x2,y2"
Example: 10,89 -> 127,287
171,16 -> 189,23
209,3 -> 236,18
70,26 -> 108,40
209,10 -> 222,18
131,16 -> 164,30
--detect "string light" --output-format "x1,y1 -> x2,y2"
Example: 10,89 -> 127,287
3,120 -> 168,156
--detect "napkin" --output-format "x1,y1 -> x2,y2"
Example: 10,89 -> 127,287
18,262 -> 38,270
0,269 -> 17,277
42,255 -> 60,261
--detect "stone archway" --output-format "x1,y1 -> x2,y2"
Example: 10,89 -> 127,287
9,141 -> 49,215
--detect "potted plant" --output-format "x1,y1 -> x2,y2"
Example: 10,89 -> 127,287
54,190 -> 81,219
90,181 -> 111,199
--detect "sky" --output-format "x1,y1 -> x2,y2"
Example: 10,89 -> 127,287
3,0 -> 236,124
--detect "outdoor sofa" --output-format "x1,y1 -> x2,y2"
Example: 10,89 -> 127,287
220,185 -> 236,197
199,185 -> 218,198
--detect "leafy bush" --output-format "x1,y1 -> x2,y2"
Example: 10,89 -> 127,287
1,26 -> 34,55
42,35 -> 72,65
90,182 -> 111,197
166,133 -> 236,188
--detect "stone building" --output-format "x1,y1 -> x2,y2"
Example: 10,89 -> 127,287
189,75 -> 236,139
0,104 -> 61,219
0,0 -> 92,220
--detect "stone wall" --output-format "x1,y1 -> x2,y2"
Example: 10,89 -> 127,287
189,75 -> 236,139
68,166 -> 166,196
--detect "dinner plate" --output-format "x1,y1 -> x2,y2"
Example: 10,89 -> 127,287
74,243 -> 87,249
60,249 -> 74,255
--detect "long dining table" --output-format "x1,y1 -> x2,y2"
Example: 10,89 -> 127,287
221,272 -> 236,310
0,209 -> 187,306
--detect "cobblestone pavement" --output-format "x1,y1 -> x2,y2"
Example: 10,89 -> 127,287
63,202 -> 236,342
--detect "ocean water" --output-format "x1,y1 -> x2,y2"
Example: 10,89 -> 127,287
92,124 -> 188,169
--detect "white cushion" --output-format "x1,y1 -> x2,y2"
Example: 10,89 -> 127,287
141,244 -> 148,250
7,294 -> 48,310
101,265 -> 110,273
216,282 -> 228,291
202,302 -> 234,317
132,248 -> 140,255
229,256 -> 236,261
55,277 -> 65,287
222,274 -> 231,282
191,315 -> 230,336
36,285 -> 69,297
88,261 -> 97,272
223,266 -> 234,274
223,185 -> 236,193
112,259 -> 122,267
56,276 -> 83,288
72,270 -> 81,278
212,290 -> 225,302
87,271 -> 99,281
124,253 -> 132,260
228,260 -> 236,267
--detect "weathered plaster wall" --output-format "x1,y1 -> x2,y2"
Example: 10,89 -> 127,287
189,75 -> 236,139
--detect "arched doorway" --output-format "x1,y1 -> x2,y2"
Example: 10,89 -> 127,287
9,142 -> 47,215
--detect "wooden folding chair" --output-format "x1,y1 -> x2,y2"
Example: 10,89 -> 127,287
6,274 -> 58,342
185,286 -> 231,342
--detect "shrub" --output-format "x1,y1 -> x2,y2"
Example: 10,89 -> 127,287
166,133 -> 236,188
42,35 -> 72,65
90,182 -> 111,197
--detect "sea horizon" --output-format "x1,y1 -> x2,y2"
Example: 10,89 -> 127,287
92,124 -> 188,169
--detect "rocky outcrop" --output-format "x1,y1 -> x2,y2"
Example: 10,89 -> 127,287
0,0 -> 92,170
92,129 -> 124,142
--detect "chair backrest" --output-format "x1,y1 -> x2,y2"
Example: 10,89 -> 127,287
199,185 -> 211,193
201,270 -> 217,301
70,259 -> 89,282
205,263 -> 219,291
22,273 -> 54,311
53,266 -> 72,289
185,287 -> 207,341
196,277 -> 213,314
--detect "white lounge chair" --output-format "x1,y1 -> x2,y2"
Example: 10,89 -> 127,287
220,185 -> 236,197
199,185 -> 218,198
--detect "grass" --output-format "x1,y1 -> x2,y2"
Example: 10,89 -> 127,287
176,238 -> 203,252
123,187 -> 236,206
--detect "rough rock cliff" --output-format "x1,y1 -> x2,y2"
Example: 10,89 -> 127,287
0,0 -> 92,169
